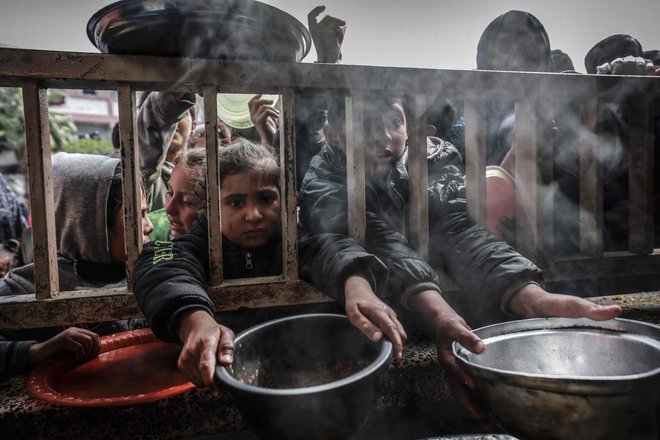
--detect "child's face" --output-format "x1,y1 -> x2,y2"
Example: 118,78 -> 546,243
166,164 -> 204,238
221,171 -> 280,249
108,189 -> 153,265
363,98 -> 408,180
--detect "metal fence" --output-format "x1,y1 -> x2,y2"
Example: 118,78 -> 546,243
0,47 -> 658,329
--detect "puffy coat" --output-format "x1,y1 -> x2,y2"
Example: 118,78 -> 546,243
299,136 -> 543,323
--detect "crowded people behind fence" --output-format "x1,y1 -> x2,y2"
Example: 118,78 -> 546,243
298,92 -> 622,420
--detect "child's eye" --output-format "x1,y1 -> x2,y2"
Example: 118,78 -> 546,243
260,194 -> 276,204
183,199 -> 196,208
389,116 -> 403,129
227,199 -> 243,208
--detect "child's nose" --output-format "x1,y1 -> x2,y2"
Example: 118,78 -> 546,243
165,198 -> 176,216
244,204 -> 264,222
143,216 -> 154,239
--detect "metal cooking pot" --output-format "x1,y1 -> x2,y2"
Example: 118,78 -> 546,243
215,313 -> 392,440
87,0 -> 311,62
453,317 -> 660,440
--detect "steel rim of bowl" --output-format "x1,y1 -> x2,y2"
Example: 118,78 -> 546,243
86,0 -> 311,59
453,317 -> 660,384
216,313 -> 393,396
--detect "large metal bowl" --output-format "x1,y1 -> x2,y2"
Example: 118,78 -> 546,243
215,313 -> 392,440
87,0 -> 311,62
453,317 -> 660,440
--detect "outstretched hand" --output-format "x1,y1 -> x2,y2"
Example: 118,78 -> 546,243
506,283 -> 622,321
308,6 -> 347,63
596,56 -> 659,76
177,309 -> 235,394
248,94 -> 279,146
28,327 -> 101,365
343,275 -> 407,360
408,290 -> 490,423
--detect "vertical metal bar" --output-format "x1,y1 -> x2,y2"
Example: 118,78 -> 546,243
346,93 -> 366,246
116,85 -> 141,290
22,82 -> 59,299
628,99 -> 652,254
579,98 -> 603,256
406,94 -> 428,259
535,92 -> 555,261
464,100 -> 487,226
203,86 -> 223,285
280,88 -> 299,281
514,99 -> 539,258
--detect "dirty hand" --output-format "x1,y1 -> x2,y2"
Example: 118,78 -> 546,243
408,290 -> 489,423
249,94 -> 279,146
308,6 -> 347,63
506,283 -> 622,320
596,56 -> 657,75
177,309 -> 235,393
28,327 -> 101,365
344,275 -> 407,360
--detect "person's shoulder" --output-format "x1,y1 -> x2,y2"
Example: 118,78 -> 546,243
427,136 -> 463,165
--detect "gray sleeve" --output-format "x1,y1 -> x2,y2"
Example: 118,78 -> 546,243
138,92 -> 196,184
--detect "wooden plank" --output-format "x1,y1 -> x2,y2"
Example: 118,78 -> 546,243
514,99 -> 539,257
22,82 -> 59,299
1,48 -> 647,101
579,98 -> 603,256
345,94 -> 366,245
116,85 -> 141,289
279,88 -> 299,280
464,100 -> 487,225
627,99 -> 653,254
0,281 -> 330,330
203,85 -> 223,285
406,94 -> 429,259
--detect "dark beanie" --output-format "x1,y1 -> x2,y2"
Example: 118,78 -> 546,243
584,34 -> 643,74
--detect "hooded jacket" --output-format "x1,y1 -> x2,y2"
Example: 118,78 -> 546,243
299,136 -> 543,325
0,153 -> 126,297
0,153 -> 126,375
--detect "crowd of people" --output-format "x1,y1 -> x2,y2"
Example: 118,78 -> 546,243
3,5 -> 659,429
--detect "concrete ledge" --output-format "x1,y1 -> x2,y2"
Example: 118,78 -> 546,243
1,293 -> 658,439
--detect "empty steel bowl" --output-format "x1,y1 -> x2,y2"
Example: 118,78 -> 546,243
215,313 -> 392,440
453,317 -> 660,440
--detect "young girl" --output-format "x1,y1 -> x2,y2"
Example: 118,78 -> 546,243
133,139 -> 282,387
148,148 -> 207,242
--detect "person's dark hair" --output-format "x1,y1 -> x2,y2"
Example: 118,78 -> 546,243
550,49 -> 576,73
426,98 -> 456,138
219,138 -> 279,189
327,91 -> 400,131
476,10 -> 551,72
584,34 -> 643,74
176,147 -> 208,209
643,50 -> 660,67
106,164 -> 147,232
111,122 -> 120,151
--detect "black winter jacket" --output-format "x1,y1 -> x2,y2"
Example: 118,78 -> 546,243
299,137 -> 543,323
133,215 -> 282,342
